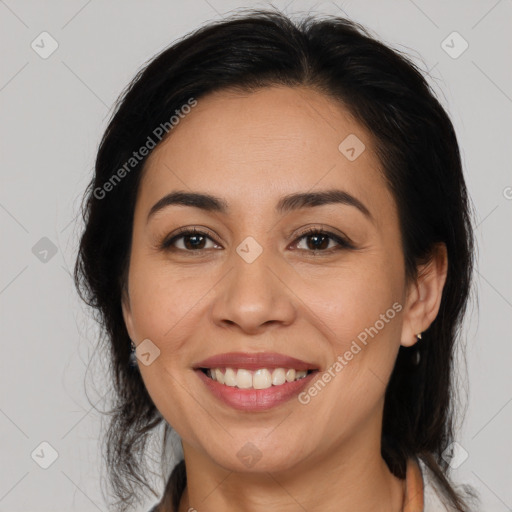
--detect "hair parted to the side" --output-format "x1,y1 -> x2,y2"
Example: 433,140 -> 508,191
74,9 -> 476,512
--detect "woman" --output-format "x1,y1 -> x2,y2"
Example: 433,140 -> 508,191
74,10 -> 477,512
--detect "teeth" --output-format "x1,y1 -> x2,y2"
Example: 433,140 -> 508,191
253,369 -> 272,389
236,369 -> 252,389
215,368 -> 225,384
285,369 -> 296,382
204,367 -> 311,389
271,368 -> 286,386
224,368 -> 237,387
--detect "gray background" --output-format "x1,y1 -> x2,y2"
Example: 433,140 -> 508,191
1,0 -> 511,511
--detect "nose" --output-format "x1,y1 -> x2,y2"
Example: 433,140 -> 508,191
211,247 -> 297,335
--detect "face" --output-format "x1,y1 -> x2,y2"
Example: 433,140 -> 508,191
122,86 -> 420,473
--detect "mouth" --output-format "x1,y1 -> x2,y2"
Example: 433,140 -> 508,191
198,367 -> 316,389
193,352 -> 320,411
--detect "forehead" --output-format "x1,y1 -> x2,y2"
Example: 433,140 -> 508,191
138,86 -> 393,220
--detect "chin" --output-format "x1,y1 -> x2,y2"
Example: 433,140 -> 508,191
198,434 -> 311,474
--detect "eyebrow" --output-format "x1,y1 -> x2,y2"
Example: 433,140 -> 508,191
147,189 -> 372,223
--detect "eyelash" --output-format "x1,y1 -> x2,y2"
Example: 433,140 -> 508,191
159,226 -> 355,255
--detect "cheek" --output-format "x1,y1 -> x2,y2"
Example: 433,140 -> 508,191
126,254 -> 210,342
304,256 -> 403,342
126,263 -> 205,430
298,272 -> 403,445
298,253 -> 404,411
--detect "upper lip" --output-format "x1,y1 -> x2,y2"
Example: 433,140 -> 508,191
193,352 -> 319,371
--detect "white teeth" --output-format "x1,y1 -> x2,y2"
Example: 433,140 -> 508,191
204,367 -> 312,389
215,368 -> 225,384
285,369 -> 296,382
253,369 -> 272,389
236,369 -> 253,389
271,368 -> 286,386
224,368 -> 237,387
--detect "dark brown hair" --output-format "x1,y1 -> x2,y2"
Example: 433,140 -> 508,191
74,9 -> 476,511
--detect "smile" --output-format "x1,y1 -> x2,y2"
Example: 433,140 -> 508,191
193,352 -> 320,411
201,367 -> 314,389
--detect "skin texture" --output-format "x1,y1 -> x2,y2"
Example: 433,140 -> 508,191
121,86 -> 448,512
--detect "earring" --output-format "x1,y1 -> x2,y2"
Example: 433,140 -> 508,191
412,333 -> 423,365
128,340 -> 138,368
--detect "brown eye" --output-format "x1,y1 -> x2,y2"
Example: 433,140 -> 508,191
159,226 -> 354,255
298,233 -> 334,251
178,233 -> 208,250
293,228 -> 354,253
160,228 -> 221,252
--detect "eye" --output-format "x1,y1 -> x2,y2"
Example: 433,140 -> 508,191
159,226 -> 355,254
160,227 -> 221,252
292,227 -> 354,253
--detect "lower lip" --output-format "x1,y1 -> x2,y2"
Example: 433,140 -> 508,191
195,369 -> 317,411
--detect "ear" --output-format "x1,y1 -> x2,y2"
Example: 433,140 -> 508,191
400,243 -> 448,347
121,285 -> 137,343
